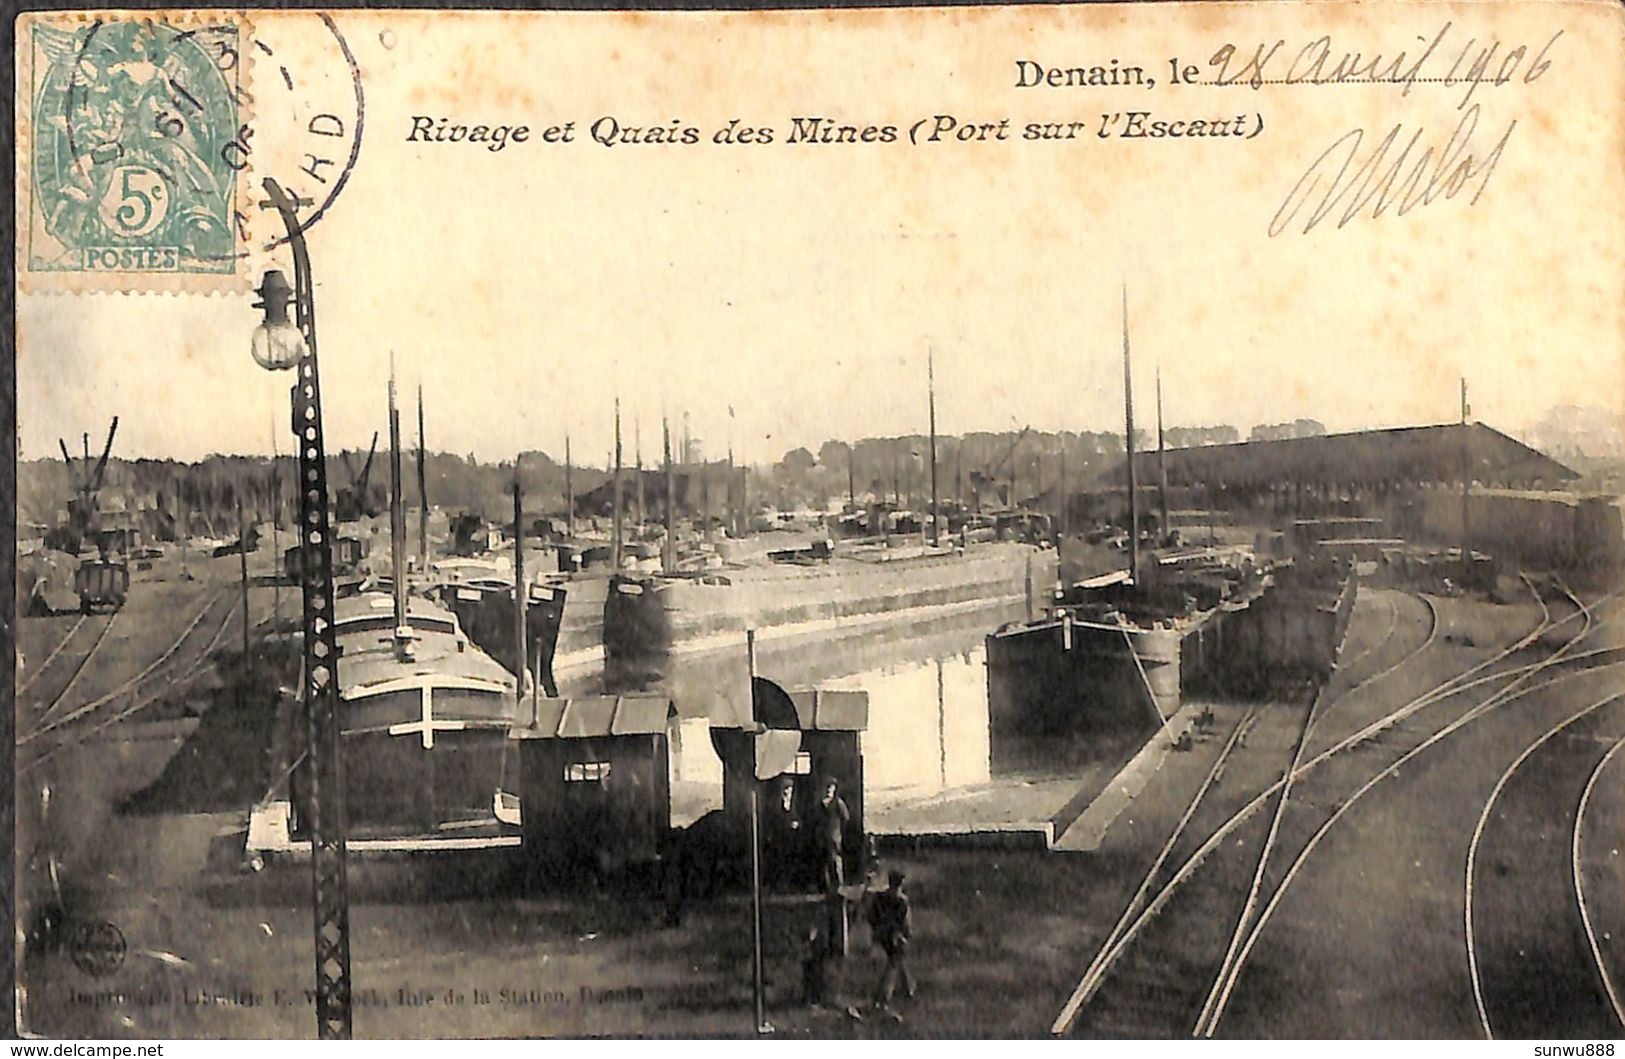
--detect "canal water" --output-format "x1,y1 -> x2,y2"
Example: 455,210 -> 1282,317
652,597 -> 1101,818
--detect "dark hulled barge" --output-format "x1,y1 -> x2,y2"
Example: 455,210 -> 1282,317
250,591 -> 526,855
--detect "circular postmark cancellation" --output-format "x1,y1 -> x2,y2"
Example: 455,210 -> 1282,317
239,12 -> 366,259
67,920 -> 127,978
19,11 -> 365,292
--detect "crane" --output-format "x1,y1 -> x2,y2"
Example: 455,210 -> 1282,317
53,417 -> 118,554
334,431 -> 382,521
967,425 -> 1031,509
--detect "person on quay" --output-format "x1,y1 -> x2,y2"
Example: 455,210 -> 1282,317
814,777 -> 851,896
867,869 -> 916,1020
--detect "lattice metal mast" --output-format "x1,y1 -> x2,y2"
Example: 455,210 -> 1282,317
259,177 -> 353,1040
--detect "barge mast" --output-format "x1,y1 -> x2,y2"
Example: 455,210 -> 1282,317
635,419 -> 646,536
564,432 -> 574,540
929,347 -> 940,547
388,366 -> 410,651
1157,366 -> 1169,545
662,416 -> 675,573
1123,286 -> 1140,584
612,398 -> 624,571
417,385 -> 429,573
514,466 -> 527,694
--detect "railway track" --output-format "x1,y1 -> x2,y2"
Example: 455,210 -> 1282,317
16,614 -> 88,697
1575,734 -> 1625,1030
17,612 -> 120,728
1466,694 -> 1625,1038
1197,581 -> 1619,1037
1052,579 -> 1620,1037
1053,583 -> 1458,1036
1056,690 -> 1320,1036
25,599 -> 244,771
1333,589 -> 1401,677
1300,590 -> 1441,752
19,589 -> 234,756
1051,702 -> 1262,1033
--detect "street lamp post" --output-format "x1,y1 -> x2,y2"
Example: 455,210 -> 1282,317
253,177 -> 354,1041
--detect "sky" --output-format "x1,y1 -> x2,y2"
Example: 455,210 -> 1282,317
16,7 -> 1624,467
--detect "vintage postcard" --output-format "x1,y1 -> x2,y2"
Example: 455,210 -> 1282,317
12,1 -> 1625,1042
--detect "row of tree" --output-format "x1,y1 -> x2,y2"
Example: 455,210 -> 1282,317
19,424 -> 1268,538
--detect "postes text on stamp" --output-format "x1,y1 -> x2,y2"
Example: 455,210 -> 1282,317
23,16 -> 246,287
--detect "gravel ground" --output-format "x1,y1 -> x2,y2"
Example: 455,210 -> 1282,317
20,836 -> 1128,1038
19,563 -> 1625,1039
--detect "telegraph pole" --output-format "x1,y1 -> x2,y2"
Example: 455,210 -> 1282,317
1461,378 -> 1471,563
1059,438 -> 1069,542
256,177 -> 351,1040
746,629 -> 767,1035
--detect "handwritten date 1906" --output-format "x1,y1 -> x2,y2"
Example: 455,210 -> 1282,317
1268,104 -> 1514,237
1207,23 -> 1561,110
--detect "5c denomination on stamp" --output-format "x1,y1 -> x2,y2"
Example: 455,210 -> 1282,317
21,15 -> 247,290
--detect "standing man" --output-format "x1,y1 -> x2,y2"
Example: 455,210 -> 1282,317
764,777 -> 802,890
868,869 -> 916,1020
815,777 -> 851,895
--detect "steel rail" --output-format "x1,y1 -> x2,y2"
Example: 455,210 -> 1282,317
1193,658 -> 1621,1039
1334,589 -> 1402,676
25,602 -> 244,770
1465,692 -> 1625,1039
16,615 -> 88,697
1573,733 -> 1625,1030
1049,702 -> 1260,1034
20,590 -> 228,745
1055,581 -> 1613,1035
1305,589 -> 1440,744
1055,584 -> 1530,1035
1194,686 -> 1320,1035
1204,581 -> 1605,1037
24,611 -> 120,734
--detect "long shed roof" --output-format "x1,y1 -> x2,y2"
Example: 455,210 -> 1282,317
1111,423 -> 1575,490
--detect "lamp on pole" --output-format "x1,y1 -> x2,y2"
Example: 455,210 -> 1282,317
253,177 -> 353,1041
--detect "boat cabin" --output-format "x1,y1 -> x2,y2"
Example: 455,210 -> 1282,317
437,578 -> 568,696
509,694 -> 675,881
282,592 -> 524,848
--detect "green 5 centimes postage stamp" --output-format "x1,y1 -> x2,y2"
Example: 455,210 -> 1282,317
22,16 -> 247,289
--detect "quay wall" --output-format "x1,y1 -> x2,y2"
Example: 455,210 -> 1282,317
604,543 -> 1056,699
986,568 -> 1356,748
